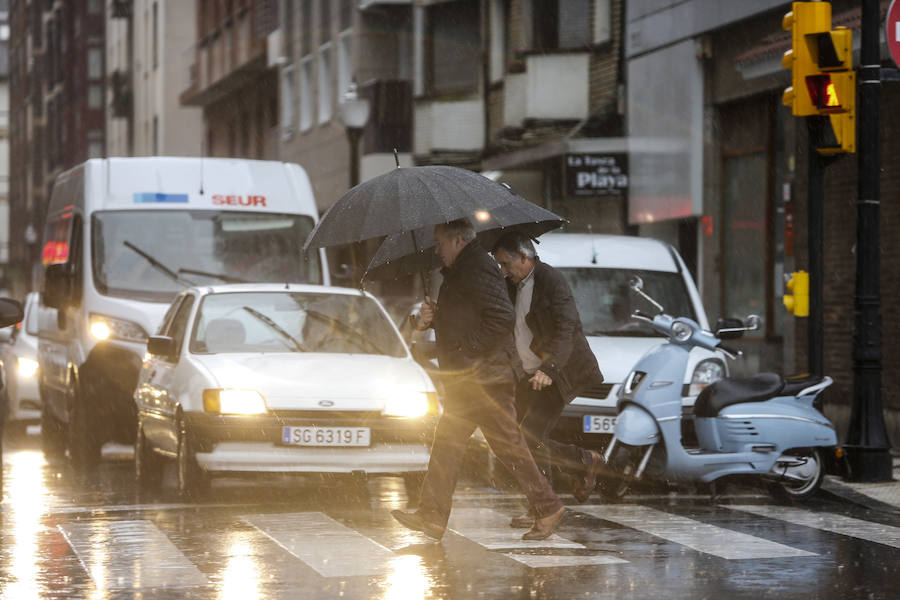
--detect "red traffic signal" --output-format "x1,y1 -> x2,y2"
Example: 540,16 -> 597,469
805,74 -> 840,109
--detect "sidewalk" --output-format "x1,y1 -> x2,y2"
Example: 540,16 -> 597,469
822,452 -> 900,513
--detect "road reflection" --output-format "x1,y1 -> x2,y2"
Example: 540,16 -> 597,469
220,532 -> 262,600
5,450 -> 50,598
384,555 -> 428,600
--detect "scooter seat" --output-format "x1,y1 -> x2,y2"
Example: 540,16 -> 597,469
781,373 -> 826,396
694,373 -> 785,418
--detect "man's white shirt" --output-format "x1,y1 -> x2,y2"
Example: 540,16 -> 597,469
514,266 -> 542,374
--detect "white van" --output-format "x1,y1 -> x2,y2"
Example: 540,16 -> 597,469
534,233 -> 727,448
38,157 -> 328,468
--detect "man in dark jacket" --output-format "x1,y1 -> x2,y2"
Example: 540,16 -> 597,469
392,219 -> 566,541
492,232 -> 606,524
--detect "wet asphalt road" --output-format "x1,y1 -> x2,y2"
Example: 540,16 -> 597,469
1,432 -> 898,600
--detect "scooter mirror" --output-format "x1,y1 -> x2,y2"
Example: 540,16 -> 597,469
744,315 -> 761,330
629,276 -> 644,292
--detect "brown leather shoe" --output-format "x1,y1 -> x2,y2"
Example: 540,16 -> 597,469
572,450 -> 605,503
391,509 -> 445,539
522,506 -> 566,540
509,511 -> 534,528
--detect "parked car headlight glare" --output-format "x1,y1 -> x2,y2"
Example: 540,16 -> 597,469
17,357 -> 39,378
384,390 -> 436,418
689,359 -> 726,396
203,389 -> 268,415
89,313 -> 148,343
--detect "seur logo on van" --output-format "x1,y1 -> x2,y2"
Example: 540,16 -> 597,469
212,194 -> 267,207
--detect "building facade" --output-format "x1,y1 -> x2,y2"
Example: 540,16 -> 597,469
0,0 -> 10,291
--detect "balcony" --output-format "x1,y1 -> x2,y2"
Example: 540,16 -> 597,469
504,53 -> 590,126
180,7 -> 271,107
414,95 -> 484,156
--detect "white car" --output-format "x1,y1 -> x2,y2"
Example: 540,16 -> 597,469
0,292 -> 41,435
134,284 -> 438,498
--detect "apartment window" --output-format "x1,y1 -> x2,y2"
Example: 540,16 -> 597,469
88,129 -> 103,158
153,116 -> 158,155
301,0 -> 312,56
337,30 -> 352,102
534,0 -> 590,51
593,0 -> 611,45
489,0 -> 508,83
152,2 -> 159,69
317,44 -> 332,124
284,0 -> 295,61
87,47 -> 103,80
281,65 -> 296,137
427,1 -> 480,95
87,0 -> 102,14
299,56 -> 314,131
340,0 -> 353,31
320,0 -> 331,44
88,84 -> 102,109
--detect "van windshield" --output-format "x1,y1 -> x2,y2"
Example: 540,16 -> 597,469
557,268 -> 697,337
92,210 -> 322,303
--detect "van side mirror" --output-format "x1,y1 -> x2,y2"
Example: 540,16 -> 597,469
147,335 -> 176,357
44,264 -> 71,309
714,317 -> 745,340
0,299 -> 23,329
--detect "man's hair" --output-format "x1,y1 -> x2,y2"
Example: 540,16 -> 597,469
435,218 -> 476,243
492,231 -> 536,259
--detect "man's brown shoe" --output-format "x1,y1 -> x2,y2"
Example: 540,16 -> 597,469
391,509 -> 445,539
522,506 -> 566,540
572,450 -> 605,503
509,511 -> 534,528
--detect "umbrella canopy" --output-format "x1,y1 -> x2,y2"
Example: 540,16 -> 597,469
364,203 -> 565,281
304,165 -> 553,250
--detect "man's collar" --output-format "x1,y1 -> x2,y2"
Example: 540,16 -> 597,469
516,262 -> 536,289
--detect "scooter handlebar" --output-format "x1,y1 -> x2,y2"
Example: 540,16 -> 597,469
631,310 -> 655,323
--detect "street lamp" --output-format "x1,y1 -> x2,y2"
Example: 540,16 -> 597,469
338,81 -> 371,188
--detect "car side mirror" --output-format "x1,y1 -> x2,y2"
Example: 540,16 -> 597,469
44,264 -> 71,309
0,299 -> 23,329
715,317 -> 745,340
147,335 -> 176,357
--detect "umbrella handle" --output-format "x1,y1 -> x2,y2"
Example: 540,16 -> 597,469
410,231 -> 429,298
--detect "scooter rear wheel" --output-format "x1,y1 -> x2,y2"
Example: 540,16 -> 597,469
596,443 -> 645,502
770,448 -> 825,502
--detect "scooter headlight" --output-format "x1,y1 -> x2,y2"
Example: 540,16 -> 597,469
689,359 -> 725,396
671,320 -> 693,342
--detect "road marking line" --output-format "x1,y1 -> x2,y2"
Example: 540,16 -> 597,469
243,512 -> 397,578
447,508 -> 584,550
58,520 -> 208,590
573,505 -> 817,559
727,505 -> 900,549
506,554 -> 628,568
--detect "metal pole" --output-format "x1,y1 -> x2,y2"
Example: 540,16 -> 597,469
807,119 -> 824,378
845,0 -> 892,481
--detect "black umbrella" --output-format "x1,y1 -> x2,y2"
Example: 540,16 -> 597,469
363,203 -> 565,281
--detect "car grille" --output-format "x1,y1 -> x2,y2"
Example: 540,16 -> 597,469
579,383 -> 614,399
269,410 -> 383,422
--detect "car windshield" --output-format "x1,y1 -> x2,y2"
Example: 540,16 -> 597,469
91,210 -> 322,302
190,291 -> 407,357
558,268 -> 697,337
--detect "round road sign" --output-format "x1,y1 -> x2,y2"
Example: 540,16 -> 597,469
888,0 -> 900,68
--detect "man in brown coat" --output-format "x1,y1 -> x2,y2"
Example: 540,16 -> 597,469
492,232 -> 606,527
392,219 -> 566,541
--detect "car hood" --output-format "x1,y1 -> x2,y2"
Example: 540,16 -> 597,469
191,353 -> 433,411
586,335 -> 721,384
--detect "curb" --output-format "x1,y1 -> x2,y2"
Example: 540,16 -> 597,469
820,475 -> 900,515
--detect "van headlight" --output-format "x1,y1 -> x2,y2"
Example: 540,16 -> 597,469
18,357 -> 39,378
689,359 -> 725,396
384,391 -> 438,418
89,313 -> 148,343
203,389 -> 268,415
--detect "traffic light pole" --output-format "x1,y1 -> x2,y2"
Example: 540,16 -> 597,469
806,120 -> 825,379
845,0 -> 892,481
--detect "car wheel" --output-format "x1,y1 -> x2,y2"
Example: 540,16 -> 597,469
403,471 -> 426,506
596,442 -> 646,502
769,448 -> 825,503
68,382 -> 102,470
135,420 -> 163,490
41,402 -> 67,460
176,415 -> 208,500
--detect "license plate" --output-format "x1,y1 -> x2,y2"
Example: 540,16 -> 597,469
281,426 -> 371,447
583,415 -> 616,434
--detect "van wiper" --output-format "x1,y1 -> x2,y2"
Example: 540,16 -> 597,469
242,306 -> 307,352
124,241 -> 196,286
178,267 -> 249,284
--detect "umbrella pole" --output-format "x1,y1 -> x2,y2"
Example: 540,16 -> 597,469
410,230 -> 429,298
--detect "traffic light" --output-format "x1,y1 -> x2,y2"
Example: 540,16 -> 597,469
784,270 -> 809,317
781,2 -> 856,154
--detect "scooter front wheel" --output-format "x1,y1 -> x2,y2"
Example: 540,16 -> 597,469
596,443 -> 646,502
769,448 -> 825,502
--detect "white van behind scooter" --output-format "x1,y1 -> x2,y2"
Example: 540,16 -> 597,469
533,233 -> 727,449
38,157 -> 328,469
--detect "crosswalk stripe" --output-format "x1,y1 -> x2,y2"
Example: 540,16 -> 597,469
243,512 -> 397,578
727,505 -> 900,549
447,508 -> 584,550
573,505 -> 817,559
58,520 -> 208,590
506,554 -> 628,568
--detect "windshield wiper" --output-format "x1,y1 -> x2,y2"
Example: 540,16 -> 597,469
124,241 -> 196,286
304,309 -> 385,355
242,306 -> 307,352
179,267 -> 249,284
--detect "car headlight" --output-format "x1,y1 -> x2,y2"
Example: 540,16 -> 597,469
18,357 -> 39,378
203,389 -> 268,415
89,313 -> 148,343
689,359 -> 725,396
384,391 -> 438,418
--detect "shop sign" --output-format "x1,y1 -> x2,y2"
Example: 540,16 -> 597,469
565,153 -> 628,197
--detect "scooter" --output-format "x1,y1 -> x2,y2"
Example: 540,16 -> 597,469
599,276 -> 838,502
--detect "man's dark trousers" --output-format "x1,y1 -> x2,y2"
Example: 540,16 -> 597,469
516,380 -> 590,482
417,380 -> 563,528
